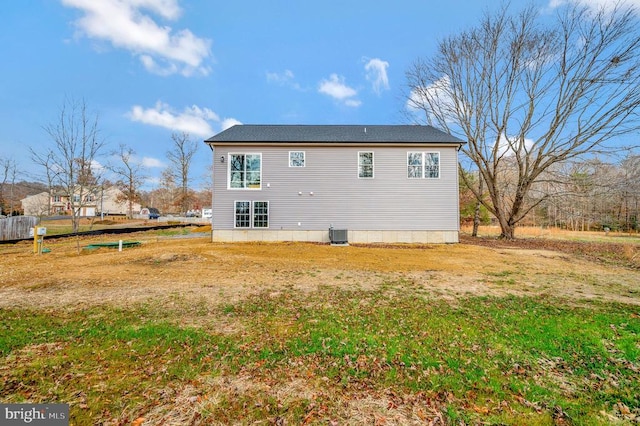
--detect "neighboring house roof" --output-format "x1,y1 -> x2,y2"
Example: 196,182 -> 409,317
205,125 -> 465,145
20,192 -> 49,202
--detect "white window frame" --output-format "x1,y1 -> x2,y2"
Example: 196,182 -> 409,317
252,201 -> 269,228
358,151 -> 374,179
407,151 -> 440,179
234,200 -> 269,229
228,153 -> 262,190
289,151 -> 305,168
234,201 -> 251,228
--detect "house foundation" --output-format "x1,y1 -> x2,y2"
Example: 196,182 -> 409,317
211,229 -> 459,244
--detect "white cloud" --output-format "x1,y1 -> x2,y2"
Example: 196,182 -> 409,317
547,0 -> 640,13
221,118 -> 242,130
266,69 -> 302,90
142,157 -> 164,168
495,133 -> 536,157
344,99 -> 363,107
62,0 -> 212,76
91,159 -> 104,172
318,74 -> 361,107
140,55 -> 178,76
128,101 -> 240,137
267,69 -> 293,83
364,58 -> 390,95
406,75 -> 456,123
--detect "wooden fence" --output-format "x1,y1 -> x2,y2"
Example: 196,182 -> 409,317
0,216 -> 38,241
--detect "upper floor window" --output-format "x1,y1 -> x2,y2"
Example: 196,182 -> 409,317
289,151 -> 305,167
358,152 -> 374,178
53,195 -> 61,203
408,152 -> 440,179
229,153 -> 261,189
73,194 -> 81,202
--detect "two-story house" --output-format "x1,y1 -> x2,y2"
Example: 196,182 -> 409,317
205,125 -> 465,244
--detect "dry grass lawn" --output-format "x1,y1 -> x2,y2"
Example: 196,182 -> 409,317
1,226 -> 639,425
1,228 -> 638,311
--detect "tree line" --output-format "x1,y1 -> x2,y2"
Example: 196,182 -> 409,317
459,154 -> 640,232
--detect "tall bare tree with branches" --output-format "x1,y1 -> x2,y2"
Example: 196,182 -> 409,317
167,132 -> 198,215
407,2 -> 640,238
106,144 -> 147,218
41,97 -> 105,233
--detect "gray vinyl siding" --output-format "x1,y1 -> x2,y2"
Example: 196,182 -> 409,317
212,145 -> 460,231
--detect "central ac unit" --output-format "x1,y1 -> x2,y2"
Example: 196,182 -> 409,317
329,227 -> 348,244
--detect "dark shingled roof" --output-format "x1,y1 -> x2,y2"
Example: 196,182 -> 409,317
205,125 -> 465,145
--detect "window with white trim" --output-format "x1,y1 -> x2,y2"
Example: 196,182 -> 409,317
358,151 -> 374,178
229,153 -> 261,189
253,201 -> 269,228
234,201 -> 251,228
289,151 -> 305,167
234,201 -> 269,228
407,151 -> 440,179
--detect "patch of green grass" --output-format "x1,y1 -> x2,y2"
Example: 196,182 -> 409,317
484,270 -> 520,285
0,307 -> 244,424
0,291 -> 638,424
154,228 -> 190,236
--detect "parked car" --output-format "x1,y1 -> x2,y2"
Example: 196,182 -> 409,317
202,208 -> 212,219
141,207 -> 161,219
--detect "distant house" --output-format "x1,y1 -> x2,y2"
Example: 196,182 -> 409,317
20,186 -> 141,217
20,192 -> 50,217
205,125 -> 465,243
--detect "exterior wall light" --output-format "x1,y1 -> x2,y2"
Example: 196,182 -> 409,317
220,155 -> 225,163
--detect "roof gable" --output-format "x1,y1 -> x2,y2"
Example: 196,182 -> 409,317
205,125 -> 465,145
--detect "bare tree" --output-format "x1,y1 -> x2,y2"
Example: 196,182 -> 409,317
106,144 -> 146,218
620,154 -> 640,230
541,156 -> 640,231
147,168 -> 178,214
0,157 -> 18,215
166,132 -> 198,214
41,97 -> 105,232
406,2 -> 640,238
29,148 -> 58,216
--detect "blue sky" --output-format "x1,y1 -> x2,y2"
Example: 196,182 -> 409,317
1,0 -> 632,189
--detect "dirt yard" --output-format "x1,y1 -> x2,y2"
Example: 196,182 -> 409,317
1,229 -> 639,424
1,229 -> 638,311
